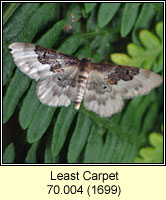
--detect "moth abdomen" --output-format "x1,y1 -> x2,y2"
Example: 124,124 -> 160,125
74,71 -> 90,110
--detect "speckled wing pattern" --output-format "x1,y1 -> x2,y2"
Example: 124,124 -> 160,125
9,42 -> 162,117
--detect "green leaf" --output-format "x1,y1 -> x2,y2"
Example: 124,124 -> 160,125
51,106 -> 77,156
44,133 -> 59,163
27,105 -> 56,143
37,20 -> 65,47
125,95 -> 153,136
99,134 -> 118,163
153,62 -> 163,73
91,28 -> 119,61
134,132 -> 163,163
86,7 -> 97,32
3,3 -> 40,43
3,143 -> 15,163
111,53 -> 132,65
142,101 -> 159,133
58,35 -> 81,54
3,3 -> 21,26
127,43 -> 145,57
83,125 -> 104,163
120,96 -> 144,133
67,113 -> 92,163
3,69 -> 30,124
17,3 -> 60,42
84,3 -> 97,13
75,45 -> 92,60
98,3 -> 121,28
3,41 -> 15,86
132,3 -> 156,45
19,82 -> 40,129
150,2 -> 163,18
139,30 -> 160,49
25,142 -> 39,163
155,21 -> 163,41
121,3 -> 140,37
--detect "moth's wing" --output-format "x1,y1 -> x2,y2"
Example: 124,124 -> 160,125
84,71 -> 124,117
37,66 -> 78,107
8,42 -> 80,81
84,63 -> 162,117
92,63 -> 162,98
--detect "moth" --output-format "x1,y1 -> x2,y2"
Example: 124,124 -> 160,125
9,43 -> 162,117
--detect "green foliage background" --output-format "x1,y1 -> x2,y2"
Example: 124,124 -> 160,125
3,3 -> 163,163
